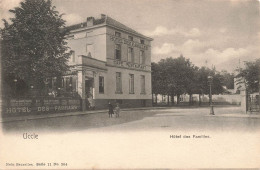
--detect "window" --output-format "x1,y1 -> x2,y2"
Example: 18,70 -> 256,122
99,76 -> 104,93
139,50 -> 145,64
129,74 -> 134,94
140,39 -> 144,44
128,36 -> 133,41
48,78 -> 52,89
53,77 -> 57,89
115,44 -> 121,60
65,77 -> 71,91
140,75 -> 145,94
86,44 -> 94,58
128,47 -> 134,63
115,31 -> 121,37
71,50 -> 75,62
72,77 -> 77,92
61,78 -> 65,88
116,72 -> 122,93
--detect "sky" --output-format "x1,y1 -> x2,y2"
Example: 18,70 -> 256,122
1,0 -> 260,73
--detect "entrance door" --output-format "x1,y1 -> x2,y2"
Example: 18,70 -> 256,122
85,79 -> 94,109
142,100 -> 146,107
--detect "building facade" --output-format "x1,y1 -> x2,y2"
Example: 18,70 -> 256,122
61,14 -> 153,110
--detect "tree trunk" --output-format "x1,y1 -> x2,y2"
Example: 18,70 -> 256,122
155,94 -> 158,105
167,94 -> 169,106
199,94 -> 201,106
246,90 -> 249,112
162,95 -> 164,103
152,93 -> 154,105
208,94 -> 210,105
177,94 -> 180,105
171,94 -> 174,105
189,94 -> 192,105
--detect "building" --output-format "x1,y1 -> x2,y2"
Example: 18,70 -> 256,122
57,14 -> 153,110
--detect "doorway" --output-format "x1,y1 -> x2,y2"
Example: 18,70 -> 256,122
85,79 -> 94,109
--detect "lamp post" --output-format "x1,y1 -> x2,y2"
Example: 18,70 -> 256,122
14,79 -> 17,97
69,83 -> 72,91
208,75 -> 214,115
30,85 -> 34,97
44,79 -> 49,96
57,87 -> 61,97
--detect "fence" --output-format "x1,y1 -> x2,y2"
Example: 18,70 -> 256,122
248,95 -> 259,112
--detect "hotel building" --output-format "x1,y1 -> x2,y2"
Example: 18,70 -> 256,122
62,14 -> 153,110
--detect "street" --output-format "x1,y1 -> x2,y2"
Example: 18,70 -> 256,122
1,106 -> 260,169
2,106 -> 260,133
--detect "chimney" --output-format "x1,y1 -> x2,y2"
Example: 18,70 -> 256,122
87,17 -> 94,27
101,14 -> 106,19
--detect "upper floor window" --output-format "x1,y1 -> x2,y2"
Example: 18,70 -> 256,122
140,39 -> 144,44
86,44 -> 94,58
128,47 -> 134,63
115,44 -> 121,60
115,31 -> 121,37
128,36 -> 133,41
139,50 -> 145,64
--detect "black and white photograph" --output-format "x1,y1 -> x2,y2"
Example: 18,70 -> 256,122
0,0 -> 260,169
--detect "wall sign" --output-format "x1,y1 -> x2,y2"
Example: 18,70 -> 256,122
113,60 -> 146,70
110,35 -> 148,50
3,98 -> 81,116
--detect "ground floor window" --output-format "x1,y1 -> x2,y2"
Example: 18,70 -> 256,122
129,74 -> 134,94
140,75 -> 145,94
99,76 -> 104,93
116,72 -> 122,93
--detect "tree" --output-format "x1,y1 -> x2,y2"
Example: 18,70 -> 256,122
195,67 -> 224,105
151,55 -> 225,106
1,0 -> 70,96
195,67 -> 210,105
151,62 -> 162,105
220,70 -> 235,89
172,55 -> 195,105
158,58 -> 177,105
235,59 -> 260,94
153,55 -> 198,105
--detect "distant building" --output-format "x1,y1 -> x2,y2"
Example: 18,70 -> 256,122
51,14 -> 153,110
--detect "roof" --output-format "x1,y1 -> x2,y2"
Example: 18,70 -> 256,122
65,14 -> 152,40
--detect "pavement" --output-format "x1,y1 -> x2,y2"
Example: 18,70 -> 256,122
0,106 -> 169,123
1,106 -> 260,133
205,113 -> 260,118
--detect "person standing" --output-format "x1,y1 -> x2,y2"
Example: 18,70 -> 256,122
108,102 -> 114,118
114,103 -> 120,118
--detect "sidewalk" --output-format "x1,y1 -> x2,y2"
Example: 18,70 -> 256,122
0,106 -> 166,123
205,113 -> 260,119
